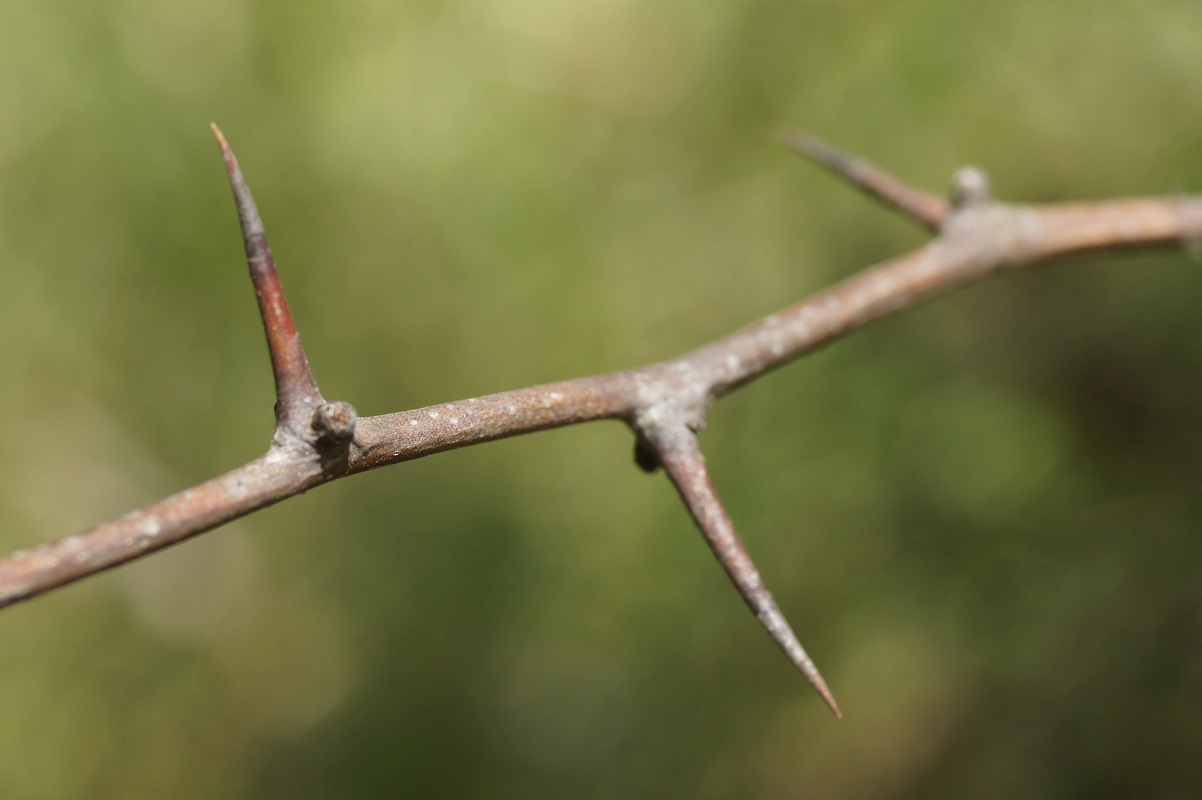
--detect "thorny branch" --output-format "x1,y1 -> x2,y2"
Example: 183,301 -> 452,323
3,127 -> 1201,717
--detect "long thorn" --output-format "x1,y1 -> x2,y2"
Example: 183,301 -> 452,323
649,426 -> 841,717
211,124 -> 322,432
777,128 -> 950,232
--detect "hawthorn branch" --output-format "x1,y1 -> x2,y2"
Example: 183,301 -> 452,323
2,129 -> 1201,716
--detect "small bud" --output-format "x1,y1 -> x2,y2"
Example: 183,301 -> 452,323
634,439 -> 660,473
311,400 -> 357,446
950,167 -> 991,208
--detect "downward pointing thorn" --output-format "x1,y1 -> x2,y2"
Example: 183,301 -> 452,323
643,422 -> 841,717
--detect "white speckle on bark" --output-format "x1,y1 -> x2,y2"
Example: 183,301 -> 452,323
60,535 -> 88,564
264,448 -> 291,465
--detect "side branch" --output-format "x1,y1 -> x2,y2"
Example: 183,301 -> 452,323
684,195 -> 1202,398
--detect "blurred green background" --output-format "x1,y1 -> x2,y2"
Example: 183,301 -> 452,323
3,0 -> 1202,797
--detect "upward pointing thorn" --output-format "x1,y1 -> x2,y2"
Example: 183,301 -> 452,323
211,124 -> 323,433
777,127 -> 950,233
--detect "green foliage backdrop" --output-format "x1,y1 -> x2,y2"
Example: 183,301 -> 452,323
2,1 -> 1202,796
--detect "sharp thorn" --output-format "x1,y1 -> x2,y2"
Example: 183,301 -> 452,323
777,127 -> 949,232
647,424 -> 841,716
211,124 -> 322,430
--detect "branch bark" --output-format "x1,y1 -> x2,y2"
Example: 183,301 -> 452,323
2,128 -> 1200,715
